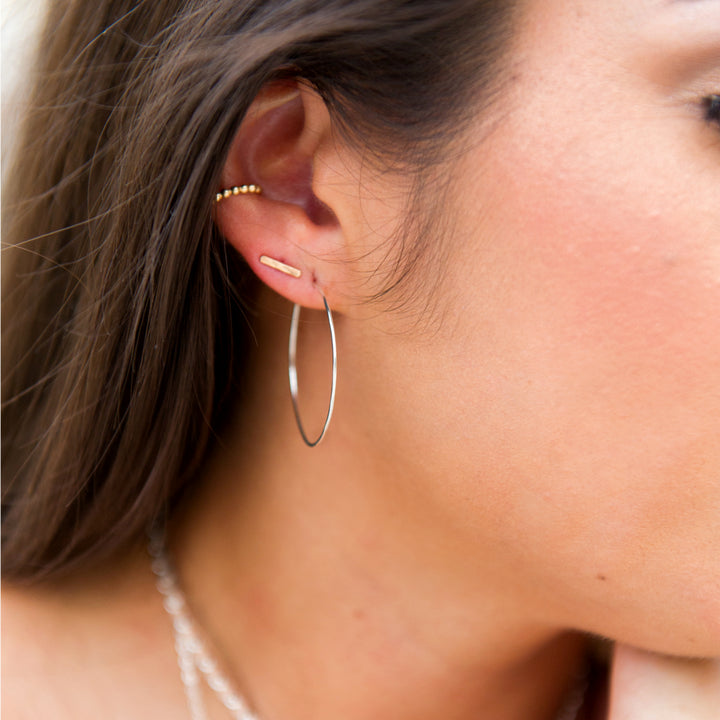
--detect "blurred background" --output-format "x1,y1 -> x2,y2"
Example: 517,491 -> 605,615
2,0 -> 47,178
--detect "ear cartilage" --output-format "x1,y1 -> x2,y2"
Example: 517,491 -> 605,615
214,184 -> 262,203
259,255 -> 302,278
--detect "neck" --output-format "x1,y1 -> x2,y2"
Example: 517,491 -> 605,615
169,295 -> 588,720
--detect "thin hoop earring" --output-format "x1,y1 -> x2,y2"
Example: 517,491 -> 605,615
288,294 -> 337,447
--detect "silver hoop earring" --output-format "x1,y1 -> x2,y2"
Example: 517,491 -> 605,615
288,294 -> 337,447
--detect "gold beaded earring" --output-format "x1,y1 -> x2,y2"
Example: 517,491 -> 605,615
214,183 -> 262,203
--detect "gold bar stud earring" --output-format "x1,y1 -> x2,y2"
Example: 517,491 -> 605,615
259,255 -> 302,278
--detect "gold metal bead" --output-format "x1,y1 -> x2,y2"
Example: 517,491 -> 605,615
214,183 -> 263,203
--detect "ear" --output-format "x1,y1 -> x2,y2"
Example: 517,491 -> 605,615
214,80 -> 348,311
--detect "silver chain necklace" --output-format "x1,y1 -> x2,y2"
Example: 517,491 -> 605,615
149,533 -> 259,720
150,533 -> 588,720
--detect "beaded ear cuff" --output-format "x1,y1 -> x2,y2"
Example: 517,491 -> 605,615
214,184 -> 262,203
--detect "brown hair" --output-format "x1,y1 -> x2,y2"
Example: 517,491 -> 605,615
2,0 -> 515,583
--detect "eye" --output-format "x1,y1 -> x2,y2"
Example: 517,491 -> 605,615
703,94 -> 720,124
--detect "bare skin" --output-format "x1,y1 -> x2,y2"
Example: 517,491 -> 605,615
3,0 -> 720,718
2,550 -> 187,720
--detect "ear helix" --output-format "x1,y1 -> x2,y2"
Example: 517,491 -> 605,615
215,182 -> 336,447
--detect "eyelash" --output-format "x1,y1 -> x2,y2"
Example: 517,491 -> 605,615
704,94 -> 720,125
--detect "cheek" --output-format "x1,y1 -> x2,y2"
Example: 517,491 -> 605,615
474,123 -> 720,505
443,117 -> 720,653
530,194 -> 717,388
477,123 -> 720,428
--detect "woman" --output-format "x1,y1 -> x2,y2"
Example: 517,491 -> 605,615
2,0 -> 719,717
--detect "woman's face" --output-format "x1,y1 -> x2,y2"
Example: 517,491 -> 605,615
342,0 -> 720,657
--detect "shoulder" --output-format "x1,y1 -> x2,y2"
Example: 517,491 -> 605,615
1,583 -> 76,719
1,555 -> 183,719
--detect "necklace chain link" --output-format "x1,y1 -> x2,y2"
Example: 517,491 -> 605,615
150,533 -> 259,720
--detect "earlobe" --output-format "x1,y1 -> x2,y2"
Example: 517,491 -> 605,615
213,81 -> 344,311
